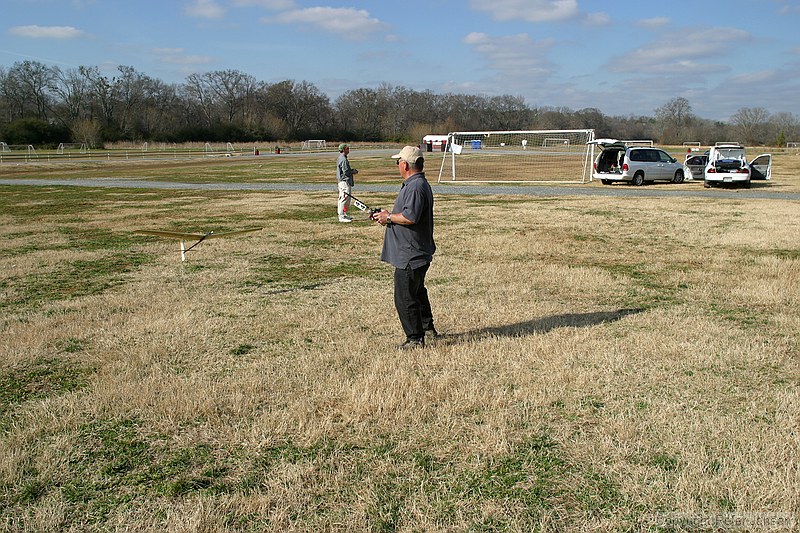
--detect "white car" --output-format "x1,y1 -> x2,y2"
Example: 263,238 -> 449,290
704,143 -> 772,189
684,152 -> 708,179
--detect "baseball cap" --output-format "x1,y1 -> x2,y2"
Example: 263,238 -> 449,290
391,145 -> 423,163
338,143 -> 349,152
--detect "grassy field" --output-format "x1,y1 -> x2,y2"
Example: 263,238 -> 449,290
3,144 -> 800,191
1,153 -> 799,531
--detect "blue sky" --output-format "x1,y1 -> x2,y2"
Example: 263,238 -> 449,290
3,0 -> 800,121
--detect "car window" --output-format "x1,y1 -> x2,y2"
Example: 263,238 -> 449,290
658,151 -> 673,163
629,149 -> 646,162
686,156 -> 703,165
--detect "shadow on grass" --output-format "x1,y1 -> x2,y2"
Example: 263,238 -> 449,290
445,308 -> 645,343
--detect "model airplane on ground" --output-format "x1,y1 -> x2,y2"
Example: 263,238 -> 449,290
135,227 -> 263,261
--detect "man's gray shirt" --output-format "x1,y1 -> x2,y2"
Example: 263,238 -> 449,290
381,173 -> 435,269
337,153 -> 355,186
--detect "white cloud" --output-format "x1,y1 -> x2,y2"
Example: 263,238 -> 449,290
231,0 -> 296,8
262,7 -> 388,40
152,47 -> 214,66
8,25 -> 86,39
729,69 -> 782,85
468,0 -> 580,23
638,17 -> 670,27
608,27 -> 752,75
583,12 -> 610,26
463,32 -> 556,78
185,0 -> 225,20
778,1 -> 800,15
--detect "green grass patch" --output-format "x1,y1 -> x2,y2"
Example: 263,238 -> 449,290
0,357 -> 94,418
47,418 -> 230,523
244,251 -> 385,291
2,252 -> 153,311
9,431 -> 617,528
708,303 -> 769,329
770,248 -> 800,260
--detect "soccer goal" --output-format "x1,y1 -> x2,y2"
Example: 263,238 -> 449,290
57,142 -> 89,154
623,139 -> 654,147
438,129 -> 595,183
302,139 -> 327,150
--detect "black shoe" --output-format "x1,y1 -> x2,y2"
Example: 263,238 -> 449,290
397,338 -> 424,350
424,328 -> 442,340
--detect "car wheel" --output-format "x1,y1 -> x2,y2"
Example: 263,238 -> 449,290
743,179 -> 751,189
672,170 -> 684,184
703,180 -> 711,188
601,179 -> 612,185
632,172 -> 645,186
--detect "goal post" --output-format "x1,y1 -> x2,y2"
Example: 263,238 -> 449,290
57,142 -> 89,154
438,129 -> 595,183
302,139 -> 327,150
623,139 -> 654,147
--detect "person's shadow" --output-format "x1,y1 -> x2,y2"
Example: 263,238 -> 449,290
441,308 -> 644,343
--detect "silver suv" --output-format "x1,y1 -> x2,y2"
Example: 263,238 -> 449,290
591,140 -> 689,186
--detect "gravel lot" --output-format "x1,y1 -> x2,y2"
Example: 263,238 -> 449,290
2,177 -> 800,201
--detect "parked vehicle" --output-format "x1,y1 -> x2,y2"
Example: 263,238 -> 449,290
684,152 -> 709,180
590,139 -> 689,186
703,143 -> 772,188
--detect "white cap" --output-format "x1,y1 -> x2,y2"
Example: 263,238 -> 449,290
391,145 -> 424,163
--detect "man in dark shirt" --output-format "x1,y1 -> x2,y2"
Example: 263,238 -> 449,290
373,146 -> 438,349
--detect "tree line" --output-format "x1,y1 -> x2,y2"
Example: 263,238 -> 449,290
1,61 -> 798,148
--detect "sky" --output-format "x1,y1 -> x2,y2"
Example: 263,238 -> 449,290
2,0 -> 800,122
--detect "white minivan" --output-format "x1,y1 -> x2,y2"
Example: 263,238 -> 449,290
590,139 -> 689,186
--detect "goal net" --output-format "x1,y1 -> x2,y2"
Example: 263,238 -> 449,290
57,142 -> 89,154
438,129 -> 595,183
623,139 -> 654,147
302,139 -> 327,150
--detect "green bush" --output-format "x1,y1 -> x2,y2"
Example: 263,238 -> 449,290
4,118 -> 68,147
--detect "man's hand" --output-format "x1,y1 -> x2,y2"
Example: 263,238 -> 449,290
373,209 -> 390,225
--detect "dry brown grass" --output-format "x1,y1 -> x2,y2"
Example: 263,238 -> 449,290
3,144 -> 800,192
0,159 -> 799,531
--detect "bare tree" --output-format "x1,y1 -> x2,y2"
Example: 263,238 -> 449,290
335,87 -> 386,140
655,97 -> 694,144
80,66 -> 117,131
114,66 -> 152,138
486,95 -> 529,131
50,67 -> 91,129
731,107 -> 771,145
205,69 -> 257,124
138,79 -> 181,139
72,118 -> 102,147
7,61 -> 56,120
264,80 -> 332,139
767,111 -> 799,146
0,65 -> 24,121
183,73 -> 215,128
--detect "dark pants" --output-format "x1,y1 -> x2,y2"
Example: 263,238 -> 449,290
394,264 -> 434,341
